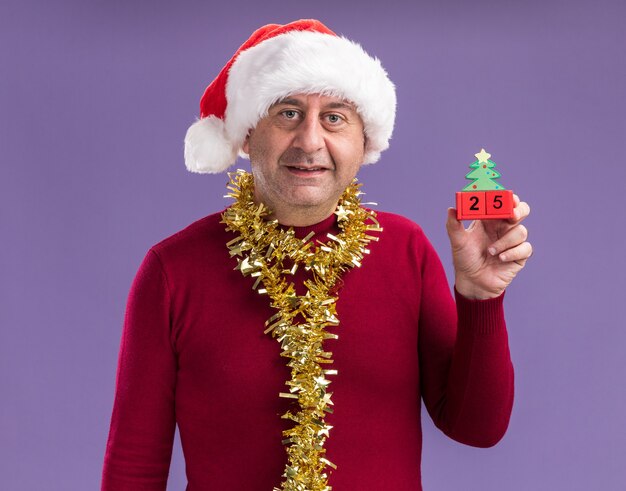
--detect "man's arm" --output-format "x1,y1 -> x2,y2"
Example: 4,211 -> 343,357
419,197 -> 530,446
417,233 -> 514,447
101,249 -> 177,490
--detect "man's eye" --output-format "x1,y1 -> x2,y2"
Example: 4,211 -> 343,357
327,114 -> 342,124
283,110 -> 298,119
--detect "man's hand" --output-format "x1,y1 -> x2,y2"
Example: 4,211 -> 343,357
446,195 -> 532,300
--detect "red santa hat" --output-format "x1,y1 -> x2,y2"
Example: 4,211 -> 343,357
184,19 -> 396,174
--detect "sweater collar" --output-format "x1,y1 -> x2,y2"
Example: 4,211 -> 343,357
283,212 -> 339,239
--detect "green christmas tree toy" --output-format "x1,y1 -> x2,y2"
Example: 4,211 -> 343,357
456,149 -> 515,220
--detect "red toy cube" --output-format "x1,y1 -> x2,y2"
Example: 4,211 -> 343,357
457,191 -> 486,219
485,190 -> 514,218
456,190 -> 515,220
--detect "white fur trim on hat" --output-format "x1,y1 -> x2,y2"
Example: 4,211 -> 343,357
184,116 -> 238,173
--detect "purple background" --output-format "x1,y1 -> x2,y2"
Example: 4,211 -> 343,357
2,0 -> 625,489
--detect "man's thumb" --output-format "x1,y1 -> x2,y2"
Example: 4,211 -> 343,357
446,208 -> 465,242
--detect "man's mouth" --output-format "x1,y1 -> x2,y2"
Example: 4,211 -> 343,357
288,166 -> 327,171
284,164 -> 331,177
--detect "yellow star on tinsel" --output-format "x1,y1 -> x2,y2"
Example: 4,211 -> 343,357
334,204 -> 351,223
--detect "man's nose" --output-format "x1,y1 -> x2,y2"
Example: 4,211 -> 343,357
292,114 -> 325,154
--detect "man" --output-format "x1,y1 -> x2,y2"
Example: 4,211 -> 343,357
102,19 -> 532,490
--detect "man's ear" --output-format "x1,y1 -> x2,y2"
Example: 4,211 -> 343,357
242,132 -> 251,154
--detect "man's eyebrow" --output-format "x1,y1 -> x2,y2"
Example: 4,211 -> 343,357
273,98 -> 303,107
272,98 -> 357,112
326,101 -> 357,111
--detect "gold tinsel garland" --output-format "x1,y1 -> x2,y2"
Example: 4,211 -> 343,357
221,170 -> 382,491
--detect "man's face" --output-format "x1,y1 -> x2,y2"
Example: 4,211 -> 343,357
242,93 -> 365,224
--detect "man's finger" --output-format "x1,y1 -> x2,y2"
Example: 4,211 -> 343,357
446,208 -> 466,244
508,199 -> 530,224
497,241 -> 533,263
488,224 -> 528,256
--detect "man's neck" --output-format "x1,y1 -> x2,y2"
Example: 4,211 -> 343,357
268,202 -> 337,227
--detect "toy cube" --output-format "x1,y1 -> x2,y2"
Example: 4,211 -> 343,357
456,149 -> 516,220
485,190 -> 514,219
456,191 -> 486,220
456,190 -> 515,220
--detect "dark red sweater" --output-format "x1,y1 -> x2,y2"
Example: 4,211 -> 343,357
102,211 -> 514,490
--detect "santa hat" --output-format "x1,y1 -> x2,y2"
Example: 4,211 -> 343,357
184,19 -> 396,174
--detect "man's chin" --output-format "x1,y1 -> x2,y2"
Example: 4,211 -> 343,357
283,190 -> 335,210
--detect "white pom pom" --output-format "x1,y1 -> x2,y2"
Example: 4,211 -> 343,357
184,116 -> 238,174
